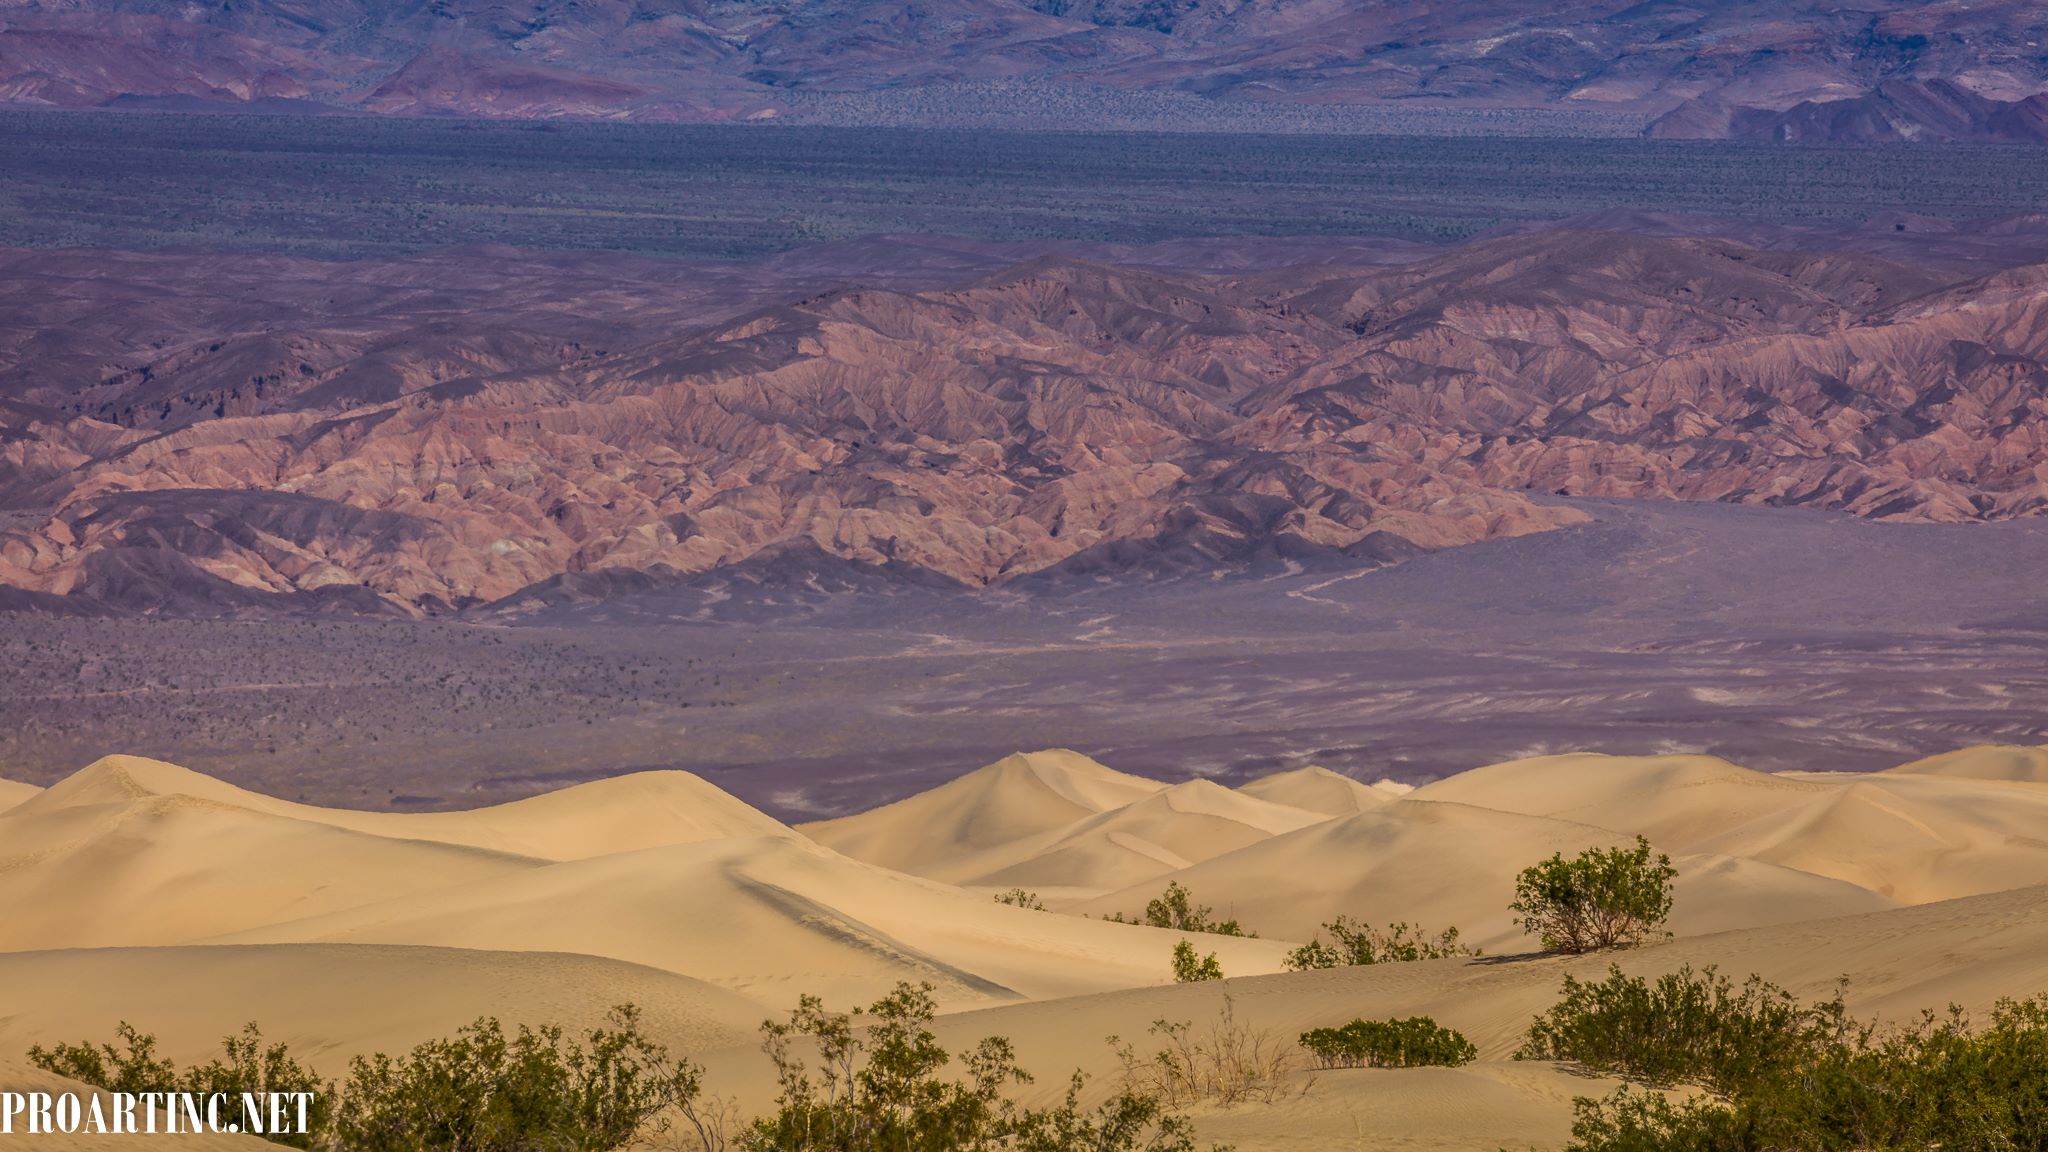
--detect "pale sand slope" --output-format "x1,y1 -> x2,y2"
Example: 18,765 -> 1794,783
3,748 -> 2048,1149
5,886 -> 2043,1152
0,756 -> 1290,1011
0,777 -> 37,814
960,779 -> 1329,893
806,756 -> 1340,896
1412,751 -> 2048,903
0,946 -> 760,1150
5,754 -> 788,861
214,834 -> 1294,1010
1236,765 -> 1402,818
799,749 -> 1167,881
1070,797 -> 1892,949
902,883 -> 2048,1152
1411,753 -> 1835,846
0,1062 -> 266,1148
0,754 -> 791,951
0,945 -> 763,1072
1882,743 -> 2048,783
0,762 -> 537,952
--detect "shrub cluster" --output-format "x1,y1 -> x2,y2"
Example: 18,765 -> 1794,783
1515,965 -> 1842,1093
335,1005 -> 709,1152
1171,940 -> 1225,983
1522,967 -> 2048,1152
1299,1017 -> 1477,1070
747,982 -> 1216,1151
1511,837 -> 1676,954
30,1023 -> 330,1148
1108,883 -> 1254,937
1283,918 -> 1477,971
36,987 -> 1220,1152
991,889 -> 1046,911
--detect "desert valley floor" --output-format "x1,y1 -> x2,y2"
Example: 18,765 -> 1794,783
3,743 -> 2047,1148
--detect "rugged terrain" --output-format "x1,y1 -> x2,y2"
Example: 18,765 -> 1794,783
6,224 -> 2048,616
4,0 -> 2048,136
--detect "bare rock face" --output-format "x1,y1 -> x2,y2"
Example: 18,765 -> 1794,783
3,229 -> 2048,614
3,0 -> 2047,132
1653,80 -> 2048,143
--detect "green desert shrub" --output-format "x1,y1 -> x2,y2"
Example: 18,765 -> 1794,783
992,889 -> 1046,911
1109,882 -> 1254,937
745,981 -> 1216,1151
1565,1086 -> 1762,1152
1171,940 -> 1224,983
1511,836 -> 1677,954
1003,1072 -> 1207,1152
336,1004 -> 706,1152
1516,965 -> 1842,1094
29,990 -> 1234,1152
29,1022 -> 180,1097
1536,973 -> 2048,1152
30,1022 -> 331,1148
1299,1017 -> 1476,1070
1283,918 -> 1478,971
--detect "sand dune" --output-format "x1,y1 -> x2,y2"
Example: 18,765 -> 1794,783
1883,743 -> 2048,783
800,750 -> 1167,882
0,760 -> 536,951
1686,773 -> 2048,904
2,754 -> 787,859
1073,799 -> 1621,947
960,779 -> 1329,892
1412,752 -> 1838,850
307,770 -> 797,860
1071,797 -> 1887,948
0,754 -> 805,951
5,745 -> 2048,1151
0,944 -> 765,1070
0,755 -> 1286,1011
0,777 -> 36,814
900,883 -> 2048,1151
1236,765 -> 1401,817
4,887 -> 2044,1151
1409,749 -> 2048,906
216,834 -> 1294,1010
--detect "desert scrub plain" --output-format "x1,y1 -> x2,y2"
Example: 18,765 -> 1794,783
7,496 -> 2048,816
6,115 -> 2048,257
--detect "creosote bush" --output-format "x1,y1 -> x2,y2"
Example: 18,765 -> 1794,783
34,990 -> 1229,1152
1516,964 -> 1843,1094
1283,918 -> 1478,971
991,889 -> 1046,911
747,981 -> 1220,1151
1171,940 -> 1224,983
1298,1017 -> 1476,1070
336,1004 -> 711,1152
1511,836 -> 1676,954
30,1022 -> 331,1148
1523,966 -> 2048,1152
1108,883 -> 1254,937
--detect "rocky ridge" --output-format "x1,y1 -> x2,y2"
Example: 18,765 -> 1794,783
4,228 -> 2048,614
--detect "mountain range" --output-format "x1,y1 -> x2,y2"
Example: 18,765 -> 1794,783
4,0 -> 2048,136
5,221 -> 2048,615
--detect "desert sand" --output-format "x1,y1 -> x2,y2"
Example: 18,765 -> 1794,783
0,778 -> 36,815
3,743 -> 2048,1149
